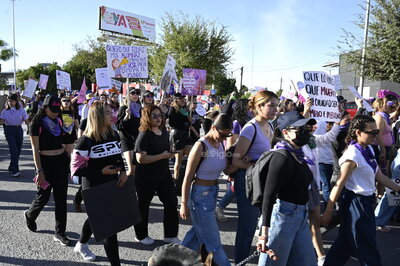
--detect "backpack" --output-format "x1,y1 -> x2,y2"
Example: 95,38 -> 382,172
245,149 -> 289,207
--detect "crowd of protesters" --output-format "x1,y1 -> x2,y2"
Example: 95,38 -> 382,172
1,87 -> 400,266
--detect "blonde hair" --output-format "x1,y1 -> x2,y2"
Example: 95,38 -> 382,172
372,98 -> 387,112
83,102 -> 114,142
248,90 -> 278,115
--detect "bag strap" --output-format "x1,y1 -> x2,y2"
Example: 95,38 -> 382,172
244,122 -> 257,156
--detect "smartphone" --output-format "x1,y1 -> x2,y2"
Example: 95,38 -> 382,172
33,175 -> 50,190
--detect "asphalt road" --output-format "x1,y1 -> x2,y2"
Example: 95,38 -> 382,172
0,126 -> 399,265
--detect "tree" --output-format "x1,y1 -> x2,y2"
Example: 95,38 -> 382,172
339,0 -> 400,83
150,12 -> 234,86
0,39 -> 14,75
17,62 -> 62,93
215,76 -> 236,97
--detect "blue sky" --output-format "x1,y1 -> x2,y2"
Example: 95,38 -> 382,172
0,0 -> 364,91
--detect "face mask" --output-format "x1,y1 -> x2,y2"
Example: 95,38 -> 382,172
307,135 -> 316,149
292,127 -> 312,147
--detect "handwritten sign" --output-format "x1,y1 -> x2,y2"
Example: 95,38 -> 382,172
38,74 -> 49,90
347,86 -> 374,112
160,55 -> 176,91
181,68 -> 207,96
386,178 -> 400,206
111,79 -> 123,91
106,45 -> 148,78
22,79 -> 38,99
303,71 -> 340,121
56,70 -> 71,91
95,68 -> 112,90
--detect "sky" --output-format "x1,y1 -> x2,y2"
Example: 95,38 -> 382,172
0,0 -> 365,92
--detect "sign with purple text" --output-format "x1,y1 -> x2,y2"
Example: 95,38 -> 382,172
38,74 -> 49,90
106,45 -> 148,78
181,69 -> 207,96
56,70 -> 71,91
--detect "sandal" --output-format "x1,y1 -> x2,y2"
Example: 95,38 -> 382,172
376,226 -> 391,232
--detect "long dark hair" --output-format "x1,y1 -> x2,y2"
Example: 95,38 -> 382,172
346,114 -> 376,144
5,94 -> 21,110
232,99 -> 251,127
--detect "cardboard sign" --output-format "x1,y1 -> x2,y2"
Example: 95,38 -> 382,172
303,71 -> 340,121
181,68 -> 207,96
22,79 -> 38,99
160,55 -> 177,91
106,45 -> 148,78
56,70 -> 72,91
95,68 -> 112,90
347,86 -> 374,112
386,178 -> 400,206
38,74 -> 49,90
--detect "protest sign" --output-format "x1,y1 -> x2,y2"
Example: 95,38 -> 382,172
95,68 -> 112,90
181,69 -> 207,96
22,79 -> 38,99
38,74 -> 49,90
111,79 -> 123,91
386,178 -> 400,206
303,71 -> 340,121
160,55 -> 176,91
77,78 -> 88,104
347,86 -> 374,112
106,45 -> 148,78
56,70 -> 72,91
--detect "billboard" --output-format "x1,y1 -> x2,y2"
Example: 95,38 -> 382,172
99,6 -> 156,42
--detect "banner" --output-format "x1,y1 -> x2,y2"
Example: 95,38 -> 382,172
181,69 -> 207,96
22,79 -> 38,99
56,70 -> 71,91
99,6 -> 156,42
77,78 -> 88,104
106,45 -> 148,78
160,55 -> 177,91
38,74 -> 49,90
95,68 -> 112,90
347,86 -> 374,112
303,71 -> 340,121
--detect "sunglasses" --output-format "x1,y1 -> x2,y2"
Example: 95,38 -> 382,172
151,114 -> 163,119
216,128 -> 233,138
145,94 -> 154,98
364,129 -> 379,136
62,99 -> 70,103
130,91 -> 141,95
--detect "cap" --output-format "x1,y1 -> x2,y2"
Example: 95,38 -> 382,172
128,87 -> 140,93
277,110 -> 303,130
337,96 -> 347,103
174,92 -> 184,99
288,118 -> 316,128
43,95 -> 61,113
9,93 -> 19,102
143,90 -> 154,97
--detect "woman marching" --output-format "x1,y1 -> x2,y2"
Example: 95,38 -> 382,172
0,93 -> 29,177
321,115 -> 400,265
24,95 -> 71,246
60,96 -> 79,156
180,113 -> 235,266
134,105 -> 179,245
71,101 -> 128,264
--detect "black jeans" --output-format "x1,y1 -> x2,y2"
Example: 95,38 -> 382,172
134,174 -> 179,240
26,153 -> 69,234
80,219 -> 120,266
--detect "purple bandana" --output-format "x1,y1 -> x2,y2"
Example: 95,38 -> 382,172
350,140 -> 377,172
42,116 -> 62,137
272,141 -> 315,165
130,102 -> 141,118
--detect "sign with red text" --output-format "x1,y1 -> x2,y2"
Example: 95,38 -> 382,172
303,71 -> 340,121
99,6 -> 155,42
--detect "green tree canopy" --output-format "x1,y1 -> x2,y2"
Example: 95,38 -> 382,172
17,62 -> 62,93
339,0 -> 400,83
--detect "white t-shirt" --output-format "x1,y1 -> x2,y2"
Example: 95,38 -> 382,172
339,145 -> 378,196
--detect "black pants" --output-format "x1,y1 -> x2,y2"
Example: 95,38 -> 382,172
134,174 -> 179,240
80,219 -> 120,266
26,153 -> 69,234
75,186 -> 83,204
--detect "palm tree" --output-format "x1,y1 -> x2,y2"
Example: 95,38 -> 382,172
0,39 -> 14,72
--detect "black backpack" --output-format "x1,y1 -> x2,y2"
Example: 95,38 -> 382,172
245,149 -> 289,207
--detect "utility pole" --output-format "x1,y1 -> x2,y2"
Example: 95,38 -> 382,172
239,66 -> 243,93
12,0 -> 17,91
359,0 -> 371,97
280,77 -> 283,91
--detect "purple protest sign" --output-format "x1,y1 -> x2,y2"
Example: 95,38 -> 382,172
181,69 -> 207,96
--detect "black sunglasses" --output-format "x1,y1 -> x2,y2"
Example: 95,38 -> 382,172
216,128 -> 233,138
130,91 -> 141,95
364,130 -> 379,136
62,99 -> 70,103
151,114 -> 163,119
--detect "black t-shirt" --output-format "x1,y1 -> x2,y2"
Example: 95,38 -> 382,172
261,149 -> 313,227
29,116 -> 64,151
116,105 -> 140,138
134,130 -> 171,181
79,118 -> 87,131
168,108 -> 190,130
73,131 -> 124,188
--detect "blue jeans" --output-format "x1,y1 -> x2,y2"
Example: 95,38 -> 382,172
182,184 -> 230,266
218,181 -> 235,209
4,125 -> 23,174
374,191 -> 400,227
319,163 -> 333,204
325,189 -> 382,266
233,169 -> 260,264
258,200 -> 316,266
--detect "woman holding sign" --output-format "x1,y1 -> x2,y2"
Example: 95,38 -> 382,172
321,115 -> 400,266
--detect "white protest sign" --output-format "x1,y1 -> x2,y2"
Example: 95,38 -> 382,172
333,75 -> 342,91
160,55 -> 176,91
347,86 -> 374,112
303,71 -> 340,121
22,79 -> 38,99
106,45 -> 148,78
56,70 -> 71,91
386,178 -> 400,206
95,68 -> 112,90
111,79 -> 123,91
38,74 -> 49,89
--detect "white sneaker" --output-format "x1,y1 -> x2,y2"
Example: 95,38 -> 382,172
215,206 -> 228,222
135,236 -> 155,245
74,242 -> 96,261
317,255 -> 326,266
12,172 -> 21,177
163,237 -> 182,244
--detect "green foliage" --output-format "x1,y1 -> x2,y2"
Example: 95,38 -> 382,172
275,88 -> 283,97
17,62 -> 62,93
214,76 -> 236,96
339,0 -> 400,83
0,39 -> 14,62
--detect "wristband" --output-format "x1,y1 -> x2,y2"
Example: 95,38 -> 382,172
35,169 -> 42,174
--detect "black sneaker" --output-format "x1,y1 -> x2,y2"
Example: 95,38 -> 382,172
54,233 -> 72,246
24,210 -> 37,232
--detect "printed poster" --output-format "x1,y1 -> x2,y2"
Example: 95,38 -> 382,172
181,68 -> 207,96
56,70 -> 72,91
106,45 -> 148,78
160,55 -> 177,91
38,74 -> 49,90
22,79 -> 38,99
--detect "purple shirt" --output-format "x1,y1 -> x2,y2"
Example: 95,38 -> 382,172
232,120 -> 242,135
0,107 -> 29,126
239,118 -> 272,161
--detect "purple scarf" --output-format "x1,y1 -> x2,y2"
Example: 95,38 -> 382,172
350,140 -> 377,172
272,141 -> 315,165
376,111 -> 395,144
42,116 -> 62,137
130,102 -> 141,118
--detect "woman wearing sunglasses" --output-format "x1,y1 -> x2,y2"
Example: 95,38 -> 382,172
60,96 -> 79,157
133,105 -> 179,245
321,115 -> 400,266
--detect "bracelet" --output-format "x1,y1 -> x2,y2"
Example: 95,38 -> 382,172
35,169 -> 42,173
